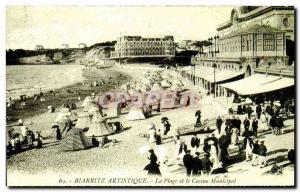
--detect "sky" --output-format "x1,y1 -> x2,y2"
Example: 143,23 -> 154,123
6,6 -> 234,50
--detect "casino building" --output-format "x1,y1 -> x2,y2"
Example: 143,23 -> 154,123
111,36 -> 175,58
185,6 -> 295,100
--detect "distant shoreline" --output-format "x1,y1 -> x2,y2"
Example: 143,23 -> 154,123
6,63 -> 80,66
6,67 -> 131,124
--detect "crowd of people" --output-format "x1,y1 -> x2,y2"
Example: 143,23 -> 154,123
143,96 -> 294,176
6,120 -> 43,155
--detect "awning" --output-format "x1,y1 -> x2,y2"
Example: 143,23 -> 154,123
195,67 -> 243,83
221,74 -> 294,95
202,70 -> 244,83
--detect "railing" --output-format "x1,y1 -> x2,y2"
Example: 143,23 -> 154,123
109,54 -> 175,59
254,68 -> 294,77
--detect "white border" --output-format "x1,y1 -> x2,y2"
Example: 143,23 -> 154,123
1,0 -> 299,191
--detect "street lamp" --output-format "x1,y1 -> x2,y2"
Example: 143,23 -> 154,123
212,63 -> 217,97
190,63 -> 196,85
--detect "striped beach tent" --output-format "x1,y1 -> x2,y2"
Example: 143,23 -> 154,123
59,128 -> 93,151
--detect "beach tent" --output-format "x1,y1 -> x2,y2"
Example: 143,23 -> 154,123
97,93 -> 111,108
145,92 -> 161,107
140,84 -> 151,92
141,78 -> 153,86
85,108 -> 114,137
162,73 -> 172,79
82,96 -> 94,107
106,102 -> 122,117
160,92 -> 179,109
172,79 -> 184,86
59,128 -> 93,152
151,83 -> 163,91
121,84 -> 129,91
170,83 -> 183,92
75,111 -> 91,129
54,108 -> 72,124
161,79 -> 172,88
127,106 -> 146,121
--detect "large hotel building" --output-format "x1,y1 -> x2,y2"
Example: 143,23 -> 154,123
111,36 -> 175,58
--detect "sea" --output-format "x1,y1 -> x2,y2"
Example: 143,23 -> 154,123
6,64 -> 85,100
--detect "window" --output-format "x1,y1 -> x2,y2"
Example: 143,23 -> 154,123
263,34 -> 275,51
242,35 -> 250,52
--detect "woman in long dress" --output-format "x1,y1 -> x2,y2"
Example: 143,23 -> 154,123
85,106 -> 113,137
148,128 -> 156,143
260,112 -> 269,131
209,143 -> 220,167
231,128 -> 239,145
75,108 -> 92,129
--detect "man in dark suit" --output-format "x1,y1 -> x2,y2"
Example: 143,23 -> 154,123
243,117 -> 250,133
183,150 -> 194,176
216,116 -> 223,134
252,140 -> 260,166
236,117 -> 241,133
246,106 -> 253,119
192,152 -> 202,175
191,134 -> 200,155
252,118 -> 259,137
258,141 -> 267,168
256,104 -> 262,119
201,153 -> 213,175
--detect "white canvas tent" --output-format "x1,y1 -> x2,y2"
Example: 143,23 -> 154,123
151,83 -> 163,91
127,106 -> 146,121
161,79 -> 172,88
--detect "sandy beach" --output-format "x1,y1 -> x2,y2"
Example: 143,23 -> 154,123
6,64 -> 295,186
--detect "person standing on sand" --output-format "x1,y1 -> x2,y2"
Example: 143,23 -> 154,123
148,126 -> 156,143
144,149 -> 161,176
192,152 -> 202,175
216,116 -> 223,134
201,153 -> 213,175
251,140 -> 260,166
256,104 -> 262,119
258,141 -> 267,168
244,136 -> 253,161
231,127 -> 239,145
251,117 -> 259,137
243,117 -> 250,133
183,150 -> 194,176
177,141 -> 188,165
190,134 -> 200,155
195,110 -> 202,127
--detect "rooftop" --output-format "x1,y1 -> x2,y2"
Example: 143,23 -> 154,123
220,24 -> 283,39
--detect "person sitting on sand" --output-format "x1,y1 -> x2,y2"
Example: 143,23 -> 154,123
92,135 -> 99,147
40,96 -> 46,102
148,126 -> 156,143
20,101 -> 26,108
70,103 -> 77,110
50,90 -> 55,96
14,136 -> 22,153
36,132 -> 43,148
48,105 -> 55,113
155,129 -> 162,145
144,105 -> 153,119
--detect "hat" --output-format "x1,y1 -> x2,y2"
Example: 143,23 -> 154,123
208,140 -> 214,145
146,123 -> 155,130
